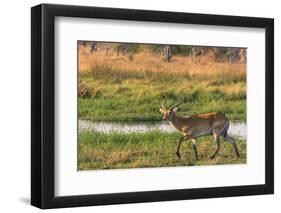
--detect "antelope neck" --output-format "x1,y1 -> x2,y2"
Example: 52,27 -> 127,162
168,113 -> 185,131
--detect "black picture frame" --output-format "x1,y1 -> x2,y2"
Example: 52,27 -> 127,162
31,3 -> 274,209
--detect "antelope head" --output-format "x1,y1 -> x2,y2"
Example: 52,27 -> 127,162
159,96 -> 184,121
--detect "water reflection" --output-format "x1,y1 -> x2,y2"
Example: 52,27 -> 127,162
79,120 -> 247,140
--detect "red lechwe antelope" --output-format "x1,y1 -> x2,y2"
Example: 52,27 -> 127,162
159,96 -> 240,160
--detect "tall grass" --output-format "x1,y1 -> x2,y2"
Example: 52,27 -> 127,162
79,46 -> 246,78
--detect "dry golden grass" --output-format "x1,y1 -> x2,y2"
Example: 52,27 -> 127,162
78,46 -> 246,79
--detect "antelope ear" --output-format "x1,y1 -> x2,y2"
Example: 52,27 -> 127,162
173,107 -> 178,112
159,108 -> 165,113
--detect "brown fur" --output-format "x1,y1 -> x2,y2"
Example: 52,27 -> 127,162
160,101 -> 240,160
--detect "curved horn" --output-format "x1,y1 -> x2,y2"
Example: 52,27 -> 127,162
169,98 -> 185,110
162,95 -> 167,108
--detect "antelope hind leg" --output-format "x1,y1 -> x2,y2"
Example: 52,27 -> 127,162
211,133 -> 221,159
191,139 -> 199,161
224,134 -> 240,158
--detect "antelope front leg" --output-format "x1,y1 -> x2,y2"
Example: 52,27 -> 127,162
176,136 -> 185,159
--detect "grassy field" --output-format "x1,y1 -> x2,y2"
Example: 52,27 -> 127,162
79,48 -> 246,122
78,45 -> 247,170
79,130 -> 246,170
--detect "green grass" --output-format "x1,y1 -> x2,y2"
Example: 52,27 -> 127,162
79,67 -> 246,122
78,130 -> 246,170
79,96 -> 245,122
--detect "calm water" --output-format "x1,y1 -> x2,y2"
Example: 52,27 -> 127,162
79,120 -> 247,140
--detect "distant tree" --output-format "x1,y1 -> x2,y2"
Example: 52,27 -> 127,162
239,49 -> 247,63
172,45 -> 192,56
149,44 -> 163,54
209,47 -> 223,62
114,44 -> 141,56
78,41 -> 87,47
164,45 -> 172,62
225,48 -> 240,64
191,47 -> 205,64
90,42 -> 98,53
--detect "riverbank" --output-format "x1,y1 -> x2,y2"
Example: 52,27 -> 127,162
78,120 -> 247,140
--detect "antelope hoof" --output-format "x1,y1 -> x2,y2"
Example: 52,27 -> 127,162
176,152 -> 181,159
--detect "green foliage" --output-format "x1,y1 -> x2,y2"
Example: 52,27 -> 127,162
114,44 -> 141,55
150,44 -> 163,53
172,45 -> 192,56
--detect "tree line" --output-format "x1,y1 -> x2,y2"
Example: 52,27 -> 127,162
79,41 -> 247,64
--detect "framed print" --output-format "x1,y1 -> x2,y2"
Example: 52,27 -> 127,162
31,3 -> 274,209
